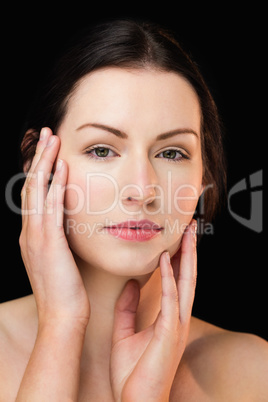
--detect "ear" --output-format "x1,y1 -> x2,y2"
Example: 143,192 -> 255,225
23,161 -> 31,174
21,128 -> 40,173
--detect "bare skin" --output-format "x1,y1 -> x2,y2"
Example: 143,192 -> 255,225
0,296 -> 267,401
0,69 -> 267,401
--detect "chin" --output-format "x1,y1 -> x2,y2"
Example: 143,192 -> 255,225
71,233 -> 182,278
91,246 -> 162,277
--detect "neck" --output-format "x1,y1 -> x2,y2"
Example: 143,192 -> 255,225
76,256 -> 162,369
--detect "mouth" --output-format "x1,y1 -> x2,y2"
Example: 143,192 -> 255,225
104,219 -> 163,242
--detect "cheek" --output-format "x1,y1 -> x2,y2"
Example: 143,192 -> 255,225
64,170 -> 118,216
63,171 -> 119,266
160,167 -> 202,216
159,169 -> 202,242
173,184 -> 200,215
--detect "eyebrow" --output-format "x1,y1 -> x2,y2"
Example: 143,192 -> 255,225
76,123 -> 199,140
76,123 -> 128,139
156,128 -> 199,140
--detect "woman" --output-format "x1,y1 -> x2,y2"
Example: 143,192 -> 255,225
1,19 -> 267,401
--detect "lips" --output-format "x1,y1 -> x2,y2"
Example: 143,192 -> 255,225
104,219 -> 163,242
108,219 -> 162,230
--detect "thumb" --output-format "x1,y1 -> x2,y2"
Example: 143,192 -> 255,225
112,280 -> 140,345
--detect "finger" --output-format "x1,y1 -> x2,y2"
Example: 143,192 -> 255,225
21,128 -> 52,224
26,128 -> 52,174
170,247 -> 181,283
22,127 -> 52,196
112,280 -> 140,346
25,135 -> 61,227
158,251 -> 179,333
176,219 -> 197,324
43,158 -> 68,233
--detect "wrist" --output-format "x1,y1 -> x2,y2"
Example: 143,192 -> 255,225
38,314 -> 89,337
16,313 -> 87,401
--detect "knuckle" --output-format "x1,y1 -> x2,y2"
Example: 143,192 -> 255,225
19,232 -> 25,249
170,287 -> 179,302
25,183 -> 35,196
20,185 -> 26,199
44,192 -> 56,212
181,271 -> 197,289
25,175 -> 37,195
20,231 -> 42,260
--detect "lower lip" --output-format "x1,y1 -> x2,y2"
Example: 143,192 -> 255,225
105,227 -> 162,242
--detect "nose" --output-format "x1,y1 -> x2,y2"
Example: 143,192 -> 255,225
120,157 -> 158,207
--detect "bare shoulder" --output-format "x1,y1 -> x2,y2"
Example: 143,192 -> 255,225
0,295 -> 37,401
0,294 -> 38,344
171,316 -> 268,401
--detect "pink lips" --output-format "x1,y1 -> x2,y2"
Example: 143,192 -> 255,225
104,219 -> 163,242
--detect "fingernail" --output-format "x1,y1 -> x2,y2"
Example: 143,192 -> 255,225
46,135 -> 56,147
164,251 -> 170,264
56,158 -> 63,171
40,127 -> 49,141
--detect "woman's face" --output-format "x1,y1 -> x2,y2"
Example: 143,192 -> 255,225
57,68 -> 203,276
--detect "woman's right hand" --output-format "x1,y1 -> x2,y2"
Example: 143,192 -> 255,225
19,127 -> 90,329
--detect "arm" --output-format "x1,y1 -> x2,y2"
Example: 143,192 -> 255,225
16,128 -> 90,401
16,321 -> 86,401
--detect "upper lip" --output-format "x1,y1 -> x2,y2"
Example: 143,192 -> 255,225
105,219 -> 163,230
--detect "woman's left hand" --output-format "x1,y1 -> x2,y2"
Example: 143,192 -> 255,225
110,220 -> 197,402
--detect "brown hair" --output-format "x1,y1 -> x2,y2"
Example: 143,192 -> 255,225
21,19 -> 226,223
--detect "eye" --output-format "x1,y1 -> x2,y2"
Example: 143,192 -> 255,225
85,146 -> 118,160
93,147 -> 110,158
156,148 -> 188,162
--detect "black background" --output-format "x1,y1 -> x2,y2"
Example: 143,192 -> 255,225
2,6 -> 266,340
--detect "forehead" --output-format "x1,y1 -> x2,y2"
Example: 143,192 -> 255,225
65,67 -> 201,134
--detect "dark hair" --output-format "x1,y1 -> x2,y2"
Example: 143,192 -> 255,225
21,19 -> 226,223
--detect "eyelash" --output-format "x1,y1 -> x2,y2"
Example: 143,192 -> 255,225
155,149 -> 189,162
85,145 -> 189,162
85,145 -> 118,160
